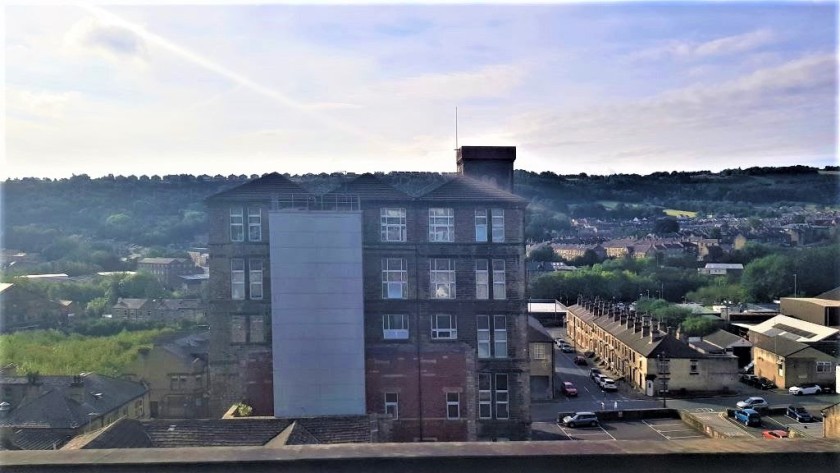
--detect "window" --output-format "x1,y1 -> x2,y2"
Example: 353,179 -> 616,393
230,207 -> 244,242
249,259 -> 263,300
446,392 -> 460,419
690,359 -> 699,375
475,210 -> 488,242
134,399 -> 144,417
232,315 -> 264,344
429,208 -> 454,242
431,314 -> 457,340
531,344 -> 547,360
478,374 -> 492,419
231,316 -> 247,344
231,259 -> 245,300
475,260 -> 489,299
492,260 -> 506,300
249,315 -> 265,343
430,259 -> 455,299
477,315 -> 491,358
494,315 -> 507,358
382,314 -> 409,340
248,207 -> 261,242
495,374 -> 509,419
385,392 -> 399,419
816,361 -> 832,373
382,258 -> 407,299
381,208 -> 407,242
491,209 -> 505,242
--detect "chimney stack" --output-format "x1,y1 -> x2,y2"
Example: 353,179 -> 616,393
456,146 -> 516,192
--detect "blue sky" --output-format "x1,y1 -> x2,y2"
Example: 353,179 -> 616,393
4,1 -> 837,178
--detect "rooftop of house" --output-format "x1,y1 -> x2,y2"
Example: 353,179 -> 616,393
113,298 -> 151,310
0,374 -> 147,432
137,258 -> 188,265
702,329 -> 751,349
527,316 -> 554,344
781,297 -> 840,308
61,416 -> 375,449
703,263 -> 744,270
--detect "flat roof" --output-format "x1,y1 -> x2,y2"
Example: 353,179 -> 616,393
750,314 -> 838,342
527,302 -> 567,314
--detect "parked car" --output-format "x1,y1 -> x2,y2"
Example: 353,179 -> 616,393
589,368 -> 602,380
583,351 -> 595,358
788,383 -> 822,396
554,338 -> 565,348
560,345 -> 575,353
573,355 -> 587,366
561,381 -> 578,397
593,374 -> 606,385
762,430 -> 789,439
755,377 -> 776,390
734,408 -> 761,427
821,384 -> 836,394
786,405 -> 814,423
736,397 -> 769,410
739,374 -> 758,386
601,379 -> 618,392
561,412 -> 599,428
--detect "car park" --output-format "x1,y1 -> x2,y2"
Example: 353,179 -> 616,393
561,412 -> 599,428
736,397 -> 768,410
755,377 -> 776,390
573,355 -> 587,366
762,430 -> 789,439
786,405 -> 814,422
788,383 -> 822,396
733,408 -> 761,427
561,381 -> 578,397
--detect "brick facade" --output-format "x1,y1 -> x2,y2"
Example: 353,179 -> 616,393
207,147 -> 530,441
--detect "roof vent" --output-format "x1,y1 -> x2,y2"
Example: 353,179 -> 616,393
168,425 -> 177,432
92,392 -> 103,400
0,401 -> 11,412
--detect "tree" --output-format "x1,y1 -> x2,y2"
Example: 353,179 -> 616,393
652,217 -> 679,235
527,245 -> 559,262
680,316 -> 720,337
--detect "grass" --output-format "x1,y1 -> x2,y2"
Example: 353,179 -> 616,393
664,208 -> 698,218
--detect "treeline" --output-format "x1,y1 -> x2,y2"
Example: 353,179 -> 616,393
3,167 -> 837,253
530,245 -> 840,305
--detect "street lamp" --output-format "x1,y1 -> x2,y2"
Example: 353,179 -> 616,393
793,273 -> 797,298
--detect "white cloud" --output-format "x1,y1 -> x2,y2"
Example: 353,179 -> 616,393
628,29 -> 777,62
380,63 -> 526,101
63,16 -> 148,63
6,87 -> 82,119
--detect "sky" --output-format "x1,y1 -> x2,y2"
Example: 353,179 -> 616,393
4,1 -> 838,179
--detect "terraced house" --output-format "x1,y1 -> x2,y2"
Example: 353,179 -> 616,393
566,300 -> 738,396
206,146 -> 530,441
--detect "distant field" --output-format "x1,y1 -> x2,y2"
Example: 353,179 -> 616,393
664,208 -> 698,218
596,200 -> 621,209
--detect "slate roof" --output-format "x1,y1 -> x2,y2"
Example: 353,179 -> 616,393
703,330 -> 750,349
817,286 -> 840,301
137,258 -> 187,265
0,428 -> 77,450
527,316 -> 554,343
568,304 -> 706,359
63,416 -> 373,449
417,175 -> 526,204
113,298 -> 150,310
0,374 -> 147,431
205,172 -> 308,202
751,335 -> 813,357
326,173 -> 413,201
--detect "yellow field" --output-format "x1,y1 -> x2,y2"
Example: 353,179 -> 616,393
664,208 -> 697,218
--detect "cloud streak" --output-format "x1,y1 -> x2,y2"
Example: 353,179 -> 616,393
628,29 -> 777,62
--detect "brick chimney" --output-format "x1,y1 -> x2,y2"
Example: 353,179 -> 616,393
67,374 -> 85,404
456,146 -> 516,192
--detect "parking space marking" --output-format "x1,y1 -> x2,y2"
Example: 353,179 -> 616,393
642,420 -> 704,440
598,424 -> 616,440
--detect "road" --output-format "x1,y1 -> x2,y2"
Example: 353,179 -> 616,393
532,329 -> 840,424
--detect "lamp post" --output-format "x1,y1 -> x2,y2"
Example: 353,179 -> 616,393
793,273 -> 797,298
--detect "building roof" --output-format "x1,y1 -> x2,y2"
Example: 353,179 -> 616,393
205,172 -> 309,202
138,258 -> 188,265
816,286 -> 840,301
749,314 -> 839,342
703,263 -> 744,270
113,298 -> 151,310
751,335 -> 814,357
527,301 -> 567,314
0,374 -> 147,431
62,416 -> 374,449
703,330 -> 751,349
781,297 -> 840,308
418,175 -> 526,204
0,428 -> 77,451
326,173 -> 413,202
0,283 -> 13,294
568,304 -> 708,359
527,316 -> 554,343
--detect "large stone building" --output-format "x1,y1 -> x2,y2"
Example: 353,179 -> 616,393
206,146 -> 530,441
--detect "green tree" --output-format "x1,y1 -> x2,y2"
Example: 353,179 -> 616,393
680,316 -> 719,337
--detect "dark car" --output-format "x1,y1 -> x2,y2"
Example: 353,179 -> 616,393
786,405 -> 814,423
583,351 -> 595,358
756,377 -> 776,390
560,345 -> 575,353
739,374 -> 758,386
573,355 -> 587,366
